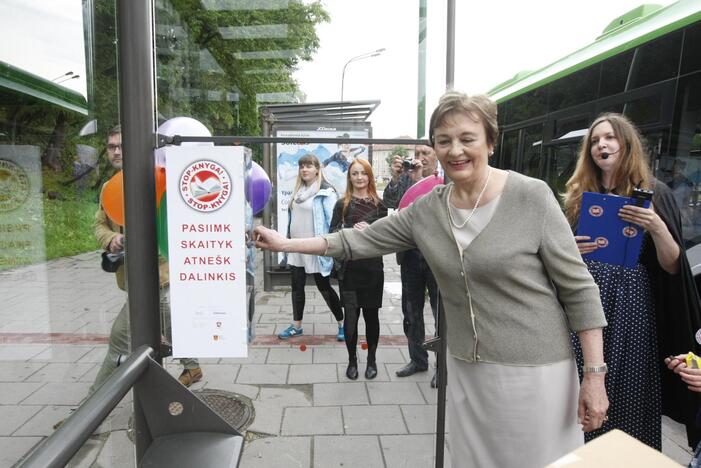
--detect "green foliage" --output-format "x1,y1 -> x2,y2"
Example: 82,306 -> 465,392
43,196 -> 100,260
386,145 -> 409,165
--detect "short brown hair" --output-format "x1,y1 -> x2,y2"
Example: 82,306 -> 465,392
429,91 -> 499,147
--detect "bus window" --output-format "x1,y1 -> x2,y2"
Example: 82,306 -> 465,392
546,144 -> 579,196
497,130 -> 519,170
628,31 -> 682,90
681,23 -> 701,75
548,65 -> 599,111
624,93 -> 663,126
600,50 -> 634,98
671,73 -> 701,246
522,124 -> 543,178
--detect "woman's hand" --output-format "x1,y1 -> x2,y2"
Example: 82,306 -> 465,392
253,226 -> 287,252
619,203 -> 680,273
618,204 -> 664,234
575,235 -> 598,255
354,221 -> 369,231
665,355 -> 701,392
578,374 -> 609,432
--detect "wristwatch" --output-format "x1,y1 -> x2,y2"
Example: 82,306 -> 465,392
583,363 -> 608,373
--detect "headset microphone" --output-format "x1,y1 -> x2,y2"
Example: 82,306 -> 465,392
600,149 -> 620,160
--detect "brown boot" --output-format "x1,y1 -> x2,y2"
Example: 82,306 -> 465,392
178,367 -> 203,387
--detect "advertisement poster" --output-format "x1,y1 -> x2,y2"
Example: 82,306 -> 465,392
274,127 -> 369,253
163,146 -> 247,357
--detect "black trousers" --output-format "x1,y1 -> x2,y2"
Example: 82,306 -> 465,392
343,306 -> 379,364
289,265 -> 343,322
400,249 -> 438,368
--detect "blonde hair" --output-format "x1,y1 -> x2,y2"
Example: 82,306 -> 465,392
290,154 -> 325,210
341,159 -> 380,219
429,91 -> 499,147
563,113 -> 653,226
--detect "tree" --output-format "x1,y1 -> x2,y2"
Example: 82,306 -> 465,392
386,145 -> 409,166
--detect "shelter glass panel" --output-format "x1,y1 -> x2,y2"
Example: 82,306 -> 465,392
0,0 -> 137,466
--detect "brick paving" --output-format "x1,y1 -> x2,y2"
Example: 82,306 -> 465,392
0,249 -> 693,466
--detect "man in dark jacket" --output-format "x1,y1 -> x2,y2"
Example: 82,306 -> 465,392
383,145 -> 441,387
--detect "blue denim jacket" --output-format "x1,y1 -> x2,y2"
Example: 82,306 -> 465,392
286,181 -> 338,276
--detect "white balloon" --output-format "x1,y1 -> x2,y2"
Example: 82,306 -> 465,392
157,117 -> 214,147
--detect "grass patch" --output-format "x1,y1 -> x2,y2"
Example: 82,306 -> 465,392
43,195 -> 100,260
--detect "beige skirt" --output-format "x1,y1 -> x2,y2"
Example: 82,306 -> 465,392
446,353 -> 583,468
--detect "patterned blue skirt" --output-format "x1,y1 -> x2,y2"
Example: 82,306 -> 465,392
572,259 -> 661,449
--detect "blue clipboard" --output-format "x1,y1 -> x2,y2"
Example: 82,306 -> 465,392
576,191 -> 651,268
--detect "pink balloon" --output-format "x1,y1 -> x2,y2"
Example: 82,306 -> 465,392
398,174 -> 444,210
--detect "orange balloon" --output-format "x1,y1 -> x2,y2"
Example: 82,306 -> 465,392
101,171 -> 124,226
155,165 -> 166,208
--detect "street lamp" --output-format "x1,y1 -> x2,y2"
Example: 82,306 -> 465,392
340,48 -> 385,103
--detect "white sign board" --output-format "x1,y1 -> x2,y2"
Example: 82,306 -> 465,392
163,146 -> 247,357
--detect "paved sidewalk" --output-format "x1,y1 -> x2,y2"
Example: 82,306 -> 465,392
0,249 -> 693,466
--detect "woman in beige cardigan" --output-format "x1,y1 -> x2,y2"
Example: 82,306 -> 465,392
255,91 -> 609,468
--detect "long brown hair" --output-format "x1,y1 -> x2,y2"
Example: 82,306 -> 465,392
563,113 -> 652,226
290,153 -> 325,210
342,158 -> 380,219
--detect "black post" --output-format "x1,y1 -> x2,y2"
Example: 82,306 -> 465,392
116,0 -> 160,461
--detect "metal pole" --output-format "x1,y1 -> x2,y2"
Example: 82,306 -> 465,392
446,0 -> 456,90
417,0 -> 427,137
116,0 -> 160,461
341,61 -> 350,103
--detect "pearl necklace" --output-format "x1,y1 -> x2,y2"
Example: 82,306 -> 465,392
447,167 -> 493,229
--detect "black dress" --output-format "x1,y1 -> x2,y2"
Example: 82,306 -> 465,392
573,181 -> 701,449
329,197 -> 387,308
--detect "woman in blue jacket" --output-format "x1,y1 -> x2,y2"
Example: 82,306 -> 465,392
279,154 -> 345,340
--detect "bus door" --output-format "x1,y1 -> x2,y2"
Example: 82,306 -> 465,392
544,140 -> 581,195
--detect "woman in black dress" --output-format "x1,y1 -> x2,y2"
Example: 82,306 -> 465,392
330,158 -> 387,380
564,113 -> 701,449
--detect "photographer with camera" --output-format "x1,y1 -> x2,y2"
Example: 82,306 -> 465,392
382,145 -> 441,386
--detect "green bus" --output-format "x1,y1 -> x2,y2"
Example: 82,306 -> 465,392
488,1 -> 701,249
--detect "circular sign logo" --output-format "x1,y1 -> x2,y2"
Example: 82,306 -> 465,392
179,160 -> 231,212
622,226 -> 638,238
0,159 -> 30,212
595,237 -> 609,248
588,205 -> 604,217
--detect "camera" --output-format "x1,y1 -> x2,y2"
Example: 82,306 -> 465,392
101,250 -> 125,273
632,187 -> 654,207
402,158 -> 419,170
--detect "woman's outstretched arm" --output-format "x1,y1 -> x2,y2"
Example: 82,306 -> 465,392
254,225 -> 328,255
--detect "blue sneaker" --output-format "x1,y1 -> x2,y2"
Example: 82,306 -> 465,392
278,324 -> 303,339
336,325 -> 345,342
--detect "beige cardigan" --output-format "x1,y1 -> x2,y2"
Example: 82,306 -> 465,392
325,171 -> 606,365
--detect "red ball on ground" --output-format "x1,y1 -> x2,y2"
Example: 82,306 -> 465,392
361,343 -> 368,350
299,344 -> 307,352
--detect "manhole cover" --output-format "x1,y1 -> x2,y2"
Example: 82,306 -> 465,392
193,389 -> 256,432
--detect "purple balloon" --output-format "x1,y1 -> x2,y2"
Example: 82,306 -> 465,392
247,161 -> 272,215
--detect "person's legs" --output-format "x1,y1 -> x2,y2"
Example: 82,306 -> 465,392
290,265 -> 307,324
313,272 -> 344,341
160,286 -> 202,386
313,273 -> 344,322
398,250 -> 429,375
89,302 -> 130,394
363,307 -> 380,379
279,266 -> 306,338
